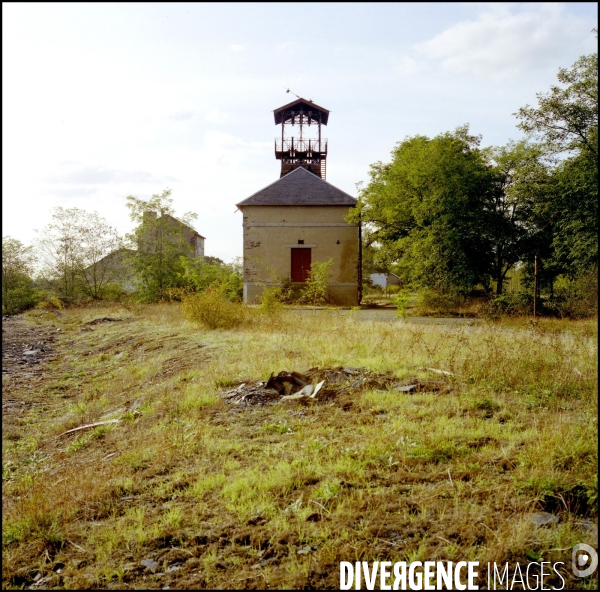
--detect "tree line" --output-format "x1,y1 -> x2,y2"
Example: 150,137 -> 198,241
2,189 -> 242,315
349,47 -> 597,316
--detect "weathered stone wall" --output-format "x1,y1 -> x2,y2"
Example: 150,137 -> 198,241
240,205 -> 359,306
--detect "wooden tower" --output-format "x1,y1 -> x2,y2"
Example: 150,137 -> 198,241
274,97 -> 329,180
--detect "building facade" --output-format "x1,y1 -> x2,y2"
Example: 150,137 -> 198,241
237,166 -> 359,306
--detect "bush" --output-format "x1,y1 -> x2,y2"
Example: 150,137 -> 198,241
258,285 -> 286,313
545,271 -> 598,319
484,292 -> 533,318
2,282 -> 39,316
415,289 -> 464,315
181,286 -> 247,329
300,259 -> 333,306
180,257 -> 243,302
392,289 -> 412,319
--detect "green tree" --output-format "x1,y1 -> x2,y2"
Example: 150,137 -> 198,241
36,208 -> 122,303
126,189 -> 199,302
483,141 -> 551,294
349,126 -> 496,295
515,48 -> 598,276
179,256 -> 243,302
2,237 -> 38,315
515,50 -> 598,161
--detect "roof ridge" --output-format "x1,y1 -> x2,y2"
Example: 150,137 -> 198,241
236,167 -> 356,207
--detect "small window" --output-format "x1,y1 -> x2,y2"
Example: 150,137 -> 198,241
298,240 -> 304,244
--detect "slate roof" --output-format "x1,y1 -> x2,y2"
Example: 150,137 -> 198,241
236,167 -> 356,207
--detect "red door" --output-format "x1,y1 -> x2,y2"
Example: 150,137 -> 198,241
291,248 -> 311,282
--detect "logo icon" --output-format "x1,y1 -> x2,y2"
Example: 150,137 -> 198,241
572,543 -> 598,578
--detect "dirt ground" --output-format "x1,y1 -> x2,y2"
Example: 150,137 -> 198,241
2,314 -> 61,424
2,308 -> 597,590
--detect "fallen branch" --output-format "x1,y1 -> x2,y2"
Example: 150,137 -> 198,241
421,367 -> 458,377
57,419 -> 120,438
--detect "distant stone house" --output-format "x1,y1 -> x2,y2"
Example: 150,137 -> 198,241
85,247 -> 137,293
89,212 -> 205,293
237,167 -> 359,306
142,211 -> 205,258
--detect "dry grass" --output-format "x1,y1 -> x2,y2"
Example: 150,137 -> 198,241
2,303 -> 597,589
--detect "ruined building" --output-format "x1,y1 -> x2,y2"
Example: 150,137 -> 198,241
237,98 -> 360,305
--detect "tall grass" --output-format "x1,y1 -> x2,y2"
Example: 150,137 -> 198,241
2,303 -> 597,589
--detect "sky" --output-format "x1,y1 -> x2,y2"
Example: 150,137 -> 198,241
3,2 -> 597,263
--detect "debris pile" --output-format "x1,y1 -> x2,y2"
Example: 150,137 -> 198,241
221,366 -> 456,406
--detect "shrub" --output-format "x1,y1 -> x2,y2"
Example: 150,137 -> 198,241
38,294 -> 64,311
415,289 -> 464,315
2,282 -> 39,316
300,259 -> 333,306
484,292 -> 533,318
181,286 -> 247,329
392,289 -> 412,319
545,271 -> 598,319
258,285 -> 285,313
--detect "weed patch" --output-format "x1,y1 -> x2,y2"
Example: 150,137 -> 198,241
1,304 -> 597,590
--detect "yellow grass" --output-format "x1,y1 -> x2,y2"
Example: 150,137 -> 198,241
2,303 -> 597,589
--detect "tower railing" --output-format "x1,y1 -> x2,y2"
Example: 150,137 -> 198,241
275,138 -> 328,155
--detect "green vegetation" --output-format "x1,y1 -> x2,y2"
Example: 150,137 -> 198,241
36,207 -> 122,304
300,259 -> 333,306
179,256 -> 243,303
2,303 -> 597,589
2,237 -> 39,315
125,189 -> 199,302
352,47 -> 597,314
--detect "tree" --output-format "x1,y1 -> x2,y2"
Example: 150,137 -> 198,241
2,237 -> 38,315
348,126 -> 497,295
544,150 -> 597,276
515,50 -> 598,161
483,141 -> 551,294
179,256 -> 243,302
36,208 -> 122,303
126,189 -> 199,302
515,48 -> 598,276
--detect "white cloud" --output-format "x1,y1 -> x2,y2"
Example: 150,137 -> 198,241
230,44 -> 245,52
206,110 -> 231,124
417,3 -> 593,80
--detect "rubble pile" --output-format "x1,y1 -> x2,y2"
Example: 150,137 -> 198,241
221,366 -> 455,407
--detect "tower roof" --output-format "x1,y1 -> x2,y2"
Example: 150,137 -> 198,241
236,167 -> 355,207
273,98 -> 329,126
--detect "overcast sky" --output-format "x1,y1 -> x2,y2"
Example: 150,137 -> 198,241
3,2 -> 597,262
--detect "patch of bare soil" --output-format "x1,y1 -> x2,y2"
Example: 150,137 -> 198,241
2,314 -> 60,416
221,366 -> 456,406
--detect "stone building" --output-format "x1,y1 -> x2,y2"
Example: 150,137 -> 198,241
237,98 -> 360,306
142,211 -> 205,258
89,212 -> 205,293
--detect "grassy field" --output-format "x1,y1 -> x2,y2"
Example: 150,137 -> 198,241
2,303 -> 598,589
